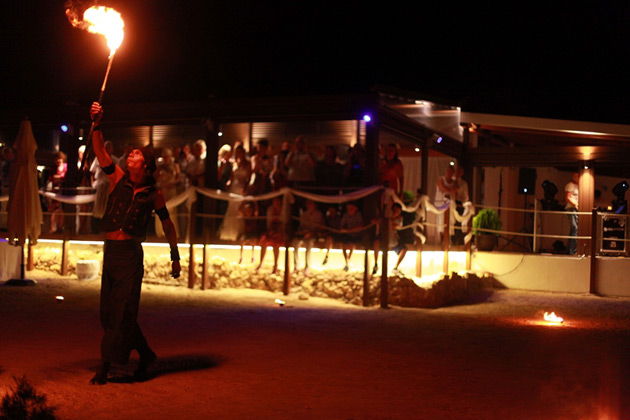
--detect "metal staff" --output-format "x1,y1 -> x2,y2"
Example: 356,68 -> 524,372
79,51 -> 116,174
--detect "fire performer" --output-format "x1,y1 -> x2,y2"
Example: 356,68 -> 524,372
89,102 -> 181,385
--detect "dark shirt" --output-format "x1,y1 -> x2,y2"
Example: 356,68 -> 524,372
101,173 -> 157,242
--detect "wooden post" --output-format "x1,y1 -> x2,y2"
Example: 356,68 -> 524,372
187,194 -> 197,289
421,145 -> 429,196
61,228 -> 70,276
442,205 -> 450,274
532,199 -> 538,253
283,243 -> 291,295
578,167 -> 594,255
363,244 -> 370,307
283,195 -> 295,296
27,240 -> 34,271
465,238 -> 472,271
380,214 -> 389,309
415,240 -> 422,277
188,244 -> 196,289
589,209 -> 598,294
201,243 -> 209,290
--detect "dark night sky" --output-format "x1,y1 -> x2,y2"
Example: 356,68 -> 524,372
3,1 -> 630,124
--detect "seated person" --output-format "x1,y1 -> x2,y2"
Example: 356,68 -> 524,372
321,205 -> 342,265
256,196 -> 286,274
339,201 -> 364,271
292,199 -> 327,274
372,202 -> 407,276
238,201 -> 259,264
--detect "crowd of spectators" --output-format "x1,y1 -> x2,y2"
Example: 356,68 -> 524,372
9,133 -> 416,274
209,135 -> 415,274
0,146 -> 15,230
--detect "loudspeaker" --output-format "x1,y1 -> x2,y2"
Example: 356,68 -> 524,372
518,168 -> 536,194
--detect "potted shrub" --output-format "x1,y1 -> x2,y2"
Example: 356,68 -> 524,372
472,208 -> 502,251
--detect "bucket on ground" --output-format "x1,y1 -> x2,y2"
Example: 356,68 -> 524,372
76,260 -> 100,281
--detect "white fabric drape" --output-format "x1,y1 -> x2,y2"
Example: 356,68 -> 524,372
7,119 -> 43,246
4,181 -> 475,244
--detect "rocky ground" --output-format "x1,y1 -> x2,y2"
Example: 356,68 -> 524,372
2,269 -> 630,420
32,246 -> 491,309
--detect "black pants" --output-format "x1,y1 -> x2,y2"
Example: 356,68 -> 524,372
100,239 -> 150,364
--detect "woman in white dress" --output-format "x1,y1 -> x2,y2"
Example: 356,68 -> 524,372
154,148 -> 181,237
220,145 -> 252,240
434,165 -> 458,237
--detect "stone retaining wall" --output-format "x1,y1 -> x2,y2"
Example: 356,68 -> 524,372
33,248 -> 494,308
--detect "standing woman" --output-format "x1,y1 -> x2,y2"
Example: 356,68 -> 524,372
89,102 -> 181,385
378,143 -> 404,198
154,147 -> 181,238
219,144 -> 252,240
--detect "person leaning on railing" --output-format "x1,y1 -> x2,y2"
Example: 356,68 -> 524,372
565,172 -> 579,255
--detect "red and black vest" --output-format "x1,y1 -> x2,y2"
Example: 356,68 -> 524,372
101,173 -> 157,242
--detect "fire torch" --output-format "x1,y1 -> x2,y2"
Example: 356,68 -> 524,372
66,5 -> 124,173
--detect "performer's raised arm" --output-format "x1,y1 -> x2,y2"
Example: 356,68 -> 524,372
89,103 -> 111,167
90,102 -> 123,189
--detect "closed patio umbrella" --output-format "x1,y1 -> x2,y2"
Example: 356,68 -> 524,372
5,117 -> 43,286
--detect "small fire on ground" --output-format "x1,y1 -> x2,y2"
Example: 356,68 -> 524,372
544,311 -> 564,325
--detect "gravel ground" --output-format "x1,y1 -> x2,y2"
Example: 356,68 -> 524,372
1,269 -> 629,420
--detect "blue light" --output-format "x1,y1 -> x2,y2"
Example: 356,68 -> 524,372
60,125 -> 69,133
362,114 -> 372,123
436,136 -> 443,143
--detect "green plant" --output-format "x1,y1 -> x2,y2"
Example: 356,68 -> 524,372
472,209 -> 502,236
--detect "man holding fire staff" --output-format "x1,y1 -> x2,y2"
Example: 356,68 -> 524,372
89,102 -> 181,385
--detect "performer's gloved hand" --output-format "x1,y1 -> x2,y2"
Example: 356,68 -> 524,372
171,260 -> 181,279
90,102 -> 103,125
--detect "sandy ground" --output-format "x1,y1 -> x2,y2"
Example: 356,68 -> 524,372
1,270 -> 630,420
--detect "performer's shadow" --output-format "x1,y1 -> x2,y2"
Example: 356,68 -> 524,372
107,354 -> 223,384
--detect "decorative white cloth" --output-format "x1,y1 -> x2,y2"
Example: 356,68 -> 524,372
7,119 -> 43,246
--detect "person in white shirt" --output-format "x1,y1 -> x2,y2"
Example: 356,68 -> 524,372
565,172 -> 579,255
435,165 -> 458,237
453,165 -> 469,245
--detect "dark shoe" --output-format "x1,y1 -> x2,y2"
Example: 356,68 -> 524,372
90,362 -> 110,385
134,350 -> 157,378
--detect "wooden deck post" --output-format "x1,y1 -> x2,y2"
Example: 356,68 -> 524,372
187,194 -> 197,289
442,205 -> 450,274
465,238 -> 472,271
283,243 -> 291,295
188,244 -> 195,289
201,243 -> 209,290
589,209 -> 598,294
363,245 -> 370,307
415,240 -> 422,277
61,228 -> 70,276
380,214 -> 389,309
27,240 -> 34,271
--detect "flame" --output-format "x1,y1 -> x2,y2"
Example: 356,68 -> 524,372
544,311 -> 564,324
67,6 -> 124,54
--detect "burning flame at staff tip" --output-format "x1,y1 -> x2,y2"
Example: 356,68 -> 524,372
544,311 -> 564,324
66,5 -> 124,54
